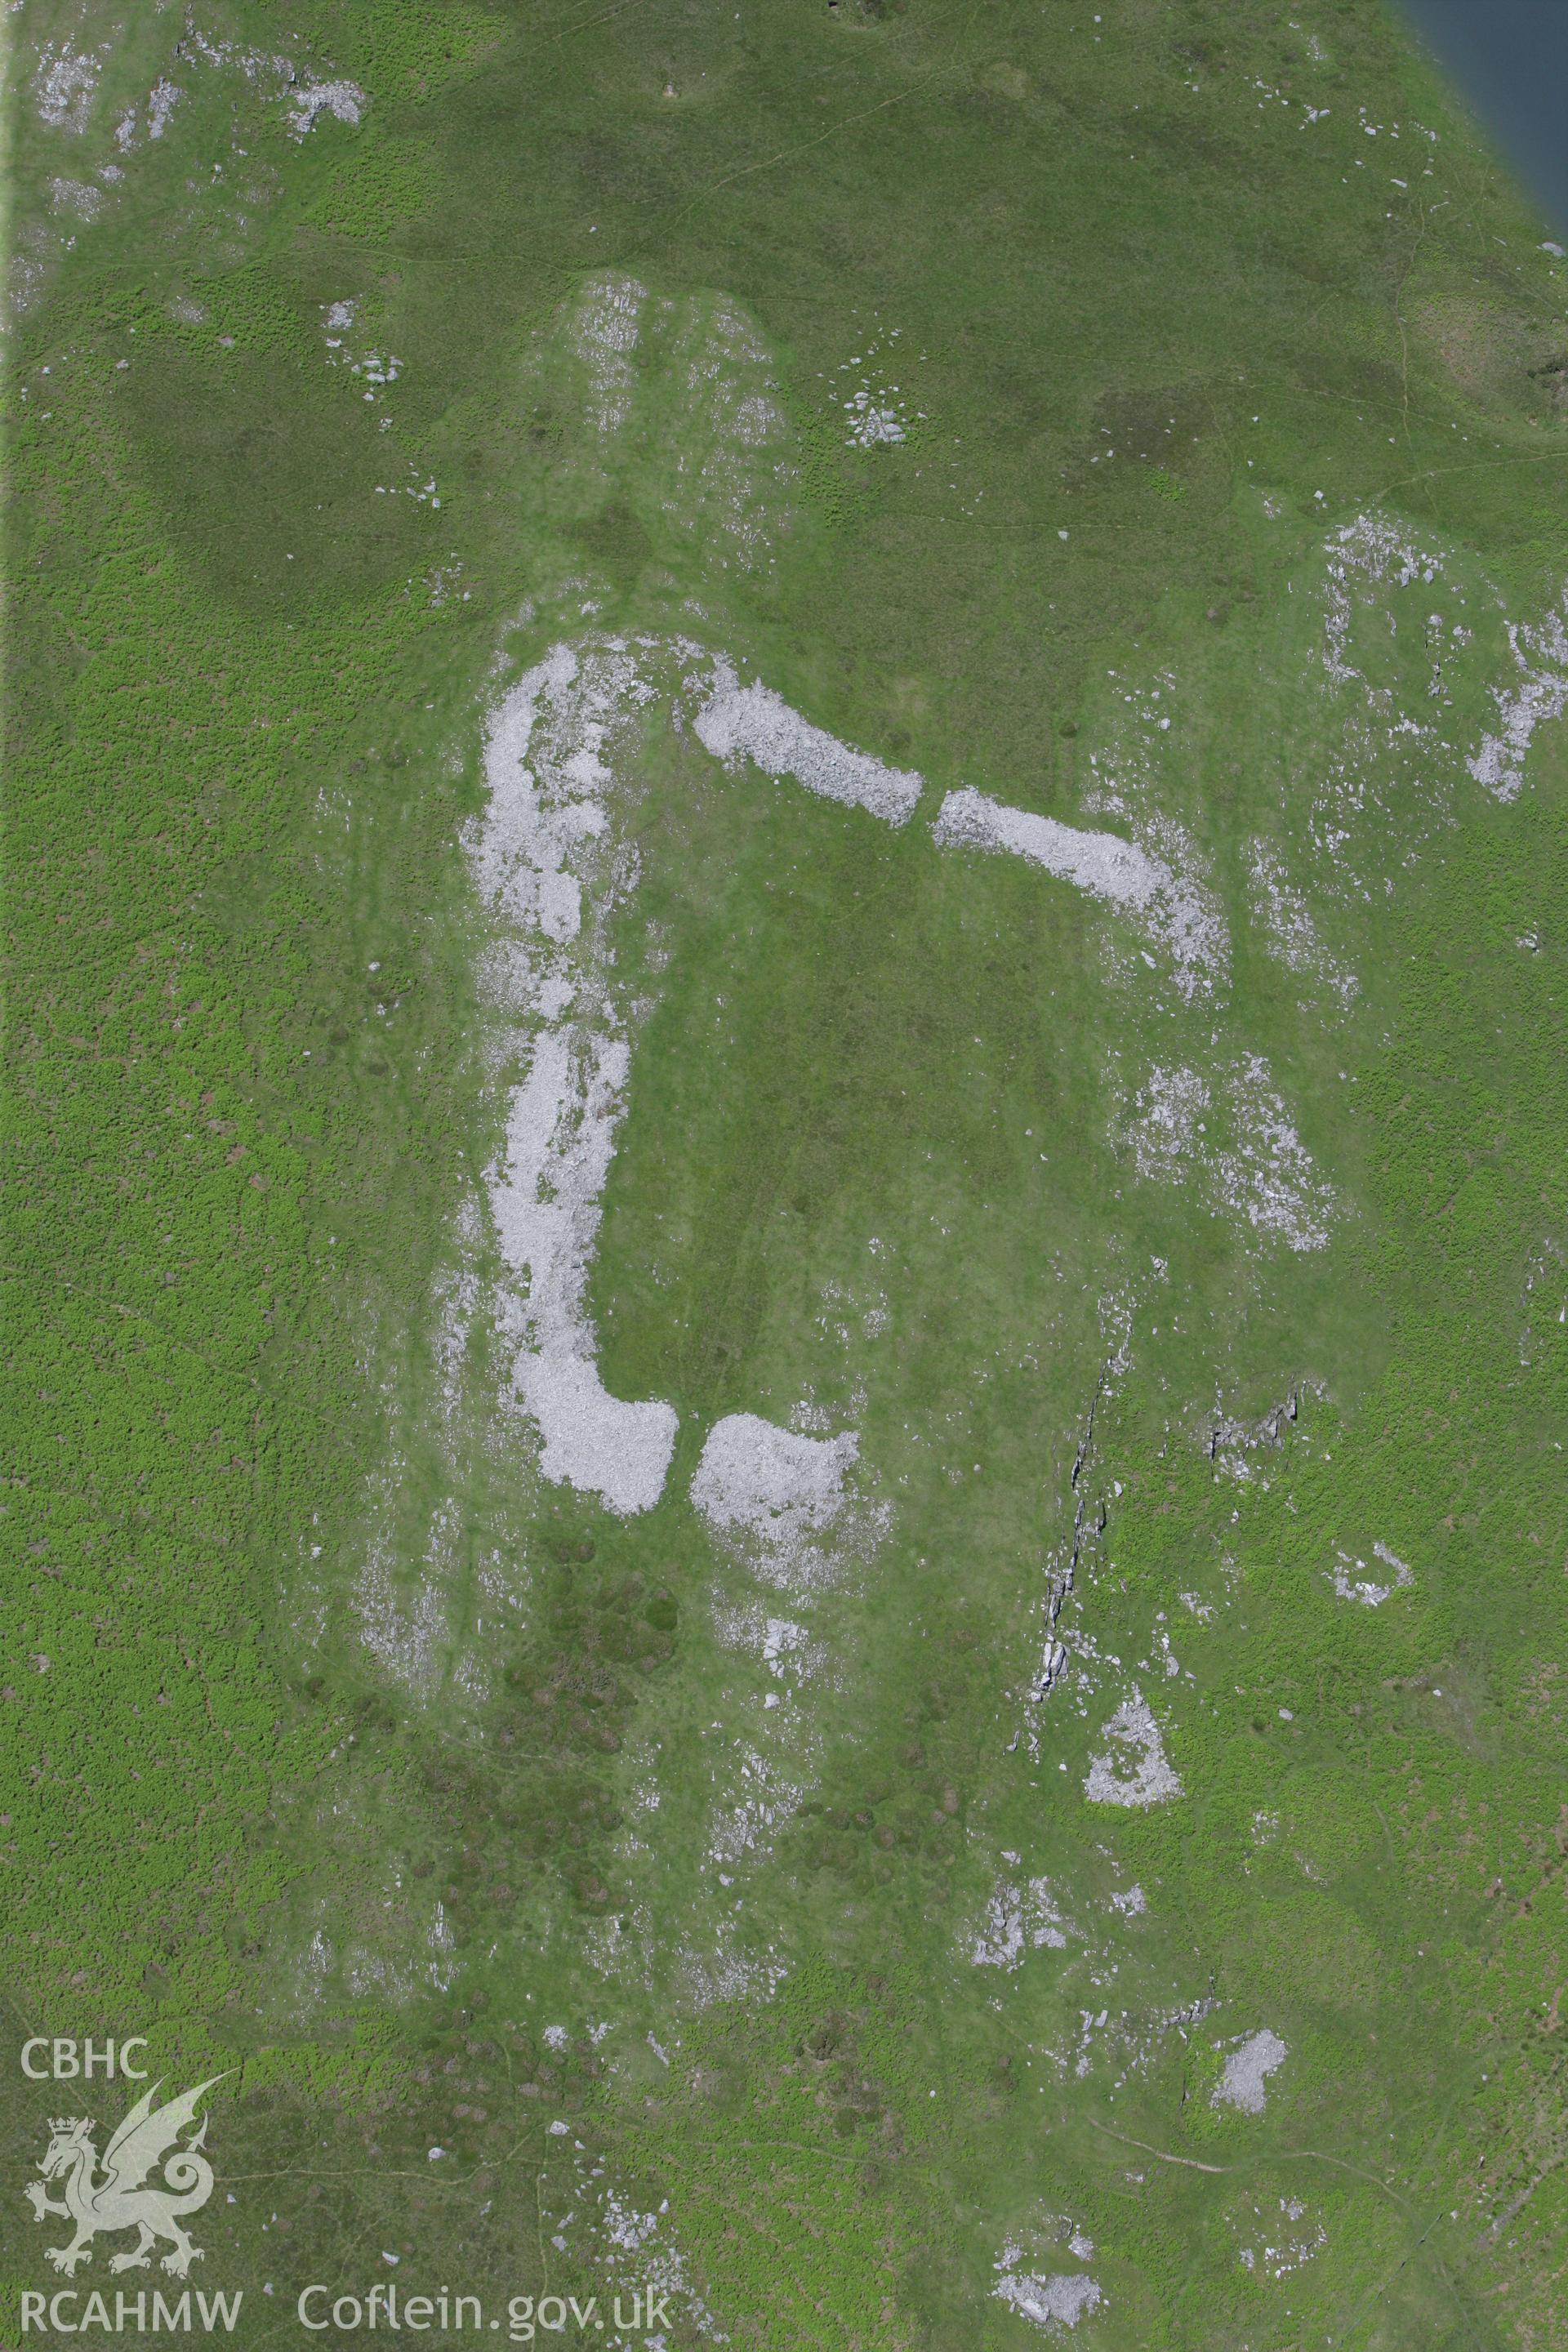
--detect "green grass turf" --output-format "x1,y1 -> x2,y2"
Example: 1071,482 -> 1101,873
8,0 -> 1568,2342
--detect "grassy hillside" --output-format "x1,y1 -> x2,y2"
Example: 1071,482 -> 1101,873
7,2 -> 1568,2344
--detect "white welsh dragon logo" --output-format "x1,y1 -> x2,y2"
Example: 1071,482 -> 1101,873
24,2075 -> 228,2278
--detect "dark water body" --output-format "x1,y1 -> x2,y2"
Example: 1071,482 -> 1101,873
1400,0 -> 1568,235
